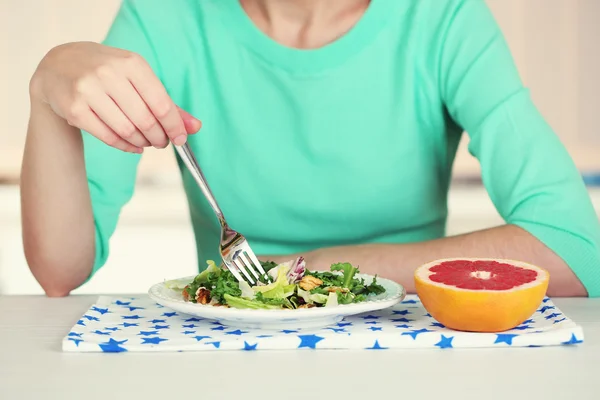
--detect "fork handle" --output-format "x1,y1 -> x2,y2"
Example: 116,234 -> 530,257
174,143 -> 225,223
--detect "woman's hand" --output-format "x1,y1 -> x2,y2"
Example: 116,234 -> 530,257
30,41 -> 201,153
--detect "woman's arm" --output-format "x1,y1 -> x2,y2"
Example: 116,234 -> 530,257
263,224 -> 586,296
21,98 -> 97,297
262,0 -> 600,297
21,1 -> 201,296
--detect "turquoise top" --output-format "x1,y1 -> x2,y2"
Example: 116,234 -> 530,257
83,0 -> 600,295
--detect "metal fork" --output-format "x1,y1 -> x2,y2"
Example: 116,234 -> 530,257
173,143 -> 271,285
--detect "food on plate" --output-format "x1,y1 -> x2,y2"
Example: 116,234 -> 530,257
414,257 -> 549,332
172,257 -> 386,310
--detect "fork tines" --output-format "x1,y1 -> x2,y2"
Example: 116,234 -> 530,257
226,245 -> 271,285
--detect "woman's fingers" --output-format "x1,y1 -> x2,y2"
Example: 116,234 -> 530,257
101,75 -> 171,148
177,106 -> 202,134
86,90 -> 151,148
127,58 -> 187,145
71,106 -> 143,154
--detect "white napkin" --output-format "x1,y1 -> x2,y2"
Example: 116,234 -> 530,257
62,295 -> 584,352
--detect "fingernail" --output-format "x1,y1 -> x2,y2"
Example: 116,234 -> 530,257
173,135 -> 187,146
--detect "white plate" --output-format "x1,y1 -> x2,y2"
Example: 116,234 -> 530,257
148,273 -> 406,330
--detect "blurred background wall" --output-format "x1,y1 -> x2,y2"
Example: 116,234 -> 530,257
1,0 -> 599,295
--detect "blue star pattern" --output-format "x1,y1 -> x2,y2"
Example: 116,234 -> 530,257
141,337 -> 168,345
243,342 -> 258,351
61,295 -> 584,352
367,340 -> 388,350
435,335 -> 454,349
298,335 -> 325,349
562,334 -> 583,345
402,328 -> 433,340
99,338 -> 128,353
494,334 -> 519,345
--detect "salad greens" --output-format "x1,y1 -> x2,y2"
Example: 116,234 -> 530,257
177,257 -> 385,310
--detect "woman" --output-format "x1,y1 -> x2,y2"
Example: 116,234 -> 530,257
21,0 -> 600,297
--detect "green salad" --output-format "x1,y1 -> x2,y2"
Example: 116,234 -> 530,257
173,257 -> 386,310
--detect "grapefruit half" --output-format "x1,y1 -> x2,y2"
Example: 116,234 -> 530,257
414,258 -> 549,332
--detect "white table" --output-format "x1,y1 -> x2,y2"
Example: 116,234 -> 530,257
1,295 -> 599,400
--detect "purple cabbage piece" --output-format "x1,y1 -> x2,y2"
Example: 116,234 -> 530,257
286,256 -> 306,283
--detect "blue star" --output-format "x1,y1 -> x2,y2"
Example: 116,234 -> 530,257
153,325 -> 169,330
193,335 -> 211,342
155,303 -> 165,308
512,325 -> 531,331
366,340 -> 388,350
225,329 -> 248,336
122,315 -> 142,320
554,318 -> 567,324
256,335 -> 273,338
99,338 -> 128,353
494,334 -> 518,345
83,315 -> 100,321
435,335 -> 454,349
528,345 -> 542,348
280,329 -> 298,334
392,310 -> 412,315
138,331 -> 158,336
142,337 -> 168,345
92,330 -> 111,336
361,315 -> 380,320
182,324 -> 197,328
402,328 -> 432,340
431,322 -> 445,328
423,313 -> 432,317
364,321 -> 379,325
185,317 -> 202,322
126,306 -> 144,312
522,319 -> 534,324
120,322 -> 139,328
211,326 -> 226,331
68,338 -> 84,347
298,335 -> 325,349
545,313 -> 561,320
243,341 -> 258,351
395,324 -> 412,329
115,300 -> 131,306
76,320 -> 86,326
542,297 -> 551,303
104,327 -> 120,331
68,332 -> 82,337
337,322 -> 352,327
211,321 -> 224,325
391,318 -> 412,323
562,334 -> 583,345
149,319 -> 165,324
162,312 -> 178,317
207,341 -> 221,348
325,327 -> 347,333
539,306 -> 555,313
369,327 -> 383,331
402,299 -> 418,304
91,306 -> 110,315
182,331 -> 196,335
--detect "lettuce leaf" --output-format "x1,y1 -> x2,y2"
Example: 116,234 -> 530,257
330,262 -> 358,289
297,288 -> 329,305
253,265 -> 295,299
224,294 -> 282,310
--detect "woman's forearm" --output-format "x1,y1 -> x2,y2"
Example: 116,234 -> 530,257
263,224 -> 587,297
20,99 -> 96,296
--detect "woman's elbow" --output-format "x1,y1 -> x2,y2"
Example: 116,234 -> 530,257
24,241 -> 92,297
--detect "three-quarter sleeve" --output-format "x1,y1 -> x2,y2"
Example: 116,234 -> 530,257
437,0 -> 600,295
